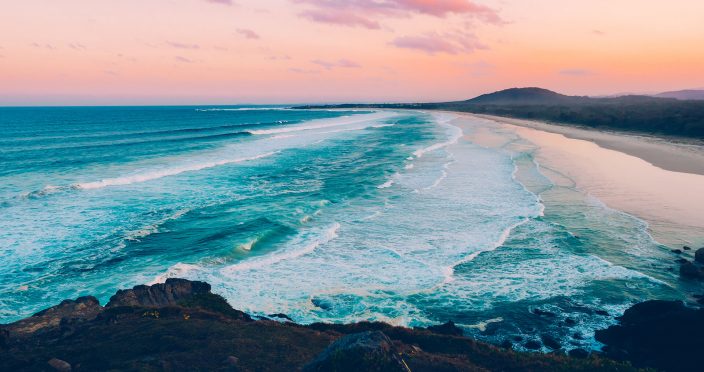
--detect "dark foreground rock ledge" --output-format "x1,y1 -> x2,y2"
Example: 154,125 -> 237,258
595,300 -> 704,372
0,279 -> 652,371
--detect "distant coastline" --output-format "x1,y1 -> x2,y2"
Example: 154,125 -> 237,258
295,87 -> 704,140
472,113 -> 704,176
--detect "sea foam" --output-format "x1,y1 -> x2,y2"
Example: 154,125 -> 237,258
74,151 -> 277,190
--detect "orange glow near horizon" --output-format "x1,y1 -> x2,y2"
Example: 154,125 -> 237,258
1,0 -> 703,105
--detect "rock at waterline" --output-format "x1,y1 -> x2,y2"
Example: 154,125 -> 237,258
106,278 -> 212,308
47,358 -> 71,372
569,348 -> 590,358
680,261 -> 704,279
695,247 -> 704,263
595,300 -> 704,371
541,334 -> 561,350
426,320 -> 464,336
4,296 -> 102,337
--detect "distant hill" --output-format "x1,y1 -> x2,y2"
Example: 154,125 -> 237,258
465,87 -> 578,105
297,87 -> 704,139
464,87 -> 666,106
655,89 -> 704,101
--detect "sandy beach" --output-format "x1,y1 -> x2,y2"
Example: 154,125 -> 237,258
475,114 -> 704,176
454,113 -> 704,248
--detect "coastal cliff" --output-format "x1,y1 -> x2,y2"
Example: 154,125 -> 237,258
4,278 -> 700,372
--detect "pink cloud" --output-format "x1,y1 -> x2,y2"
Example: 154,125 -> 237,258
300,9 -> 381,29
293,0 -> 502,28
205,0 -> 233,5
236,29 -> 260,39
31,43 -> 56,50
312,58 -> 361,69
167,41 -> 200,49
396,0 -> 501,21
391,31 -> 486,54
559,68 -> 594,76
68,43 -> 87,50
174,56 -> 195,63
289,67 -> 320,74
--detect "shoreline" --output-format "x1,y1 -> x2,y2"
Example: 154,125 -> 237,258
472,113 -> 704,176
446,111 -> 704,248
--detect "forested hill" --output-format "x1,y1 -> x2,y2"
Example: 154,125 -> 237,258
298,87 -> 704,139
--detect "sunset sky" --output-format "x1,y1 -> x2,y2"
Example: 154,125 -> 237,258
1,0 -> 703,105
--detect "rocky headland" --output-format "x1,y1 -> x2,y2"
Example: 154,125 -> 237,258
2,276 -> 703,372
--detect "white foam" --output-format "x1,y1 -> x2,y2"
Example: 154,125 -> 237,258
195,107 -> 290,112
462,317 -> 504,332
222,222 -> 340,273
413,115 -> 463,158
247,112 -> 394,135
377,179 -> 395,189
361,210 -> 382,221
124,208 -> 191,242
423,161 -> 453,191
442,217 -> 532,284
150,263 -> 200,285
74,152 -> 277,190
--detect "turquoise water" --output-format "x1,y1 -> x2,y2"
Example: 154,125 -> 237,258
0,107 -> 688,351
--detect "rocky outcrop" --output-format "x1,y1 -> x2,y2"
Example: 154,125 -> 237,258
425,320 -> 464,336
595,300 -> 704,371
3,296 -> 102,338
47,358 -> 72,372
680,261 -> 704,279
303,331 -> 407,372
1,279 -> 640,371
106,278 -> 212,308
695,247 -> 704,263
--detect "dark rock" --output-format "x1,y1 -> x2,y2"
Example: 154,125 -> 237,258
572,332 -> 584,340
4,296 -> 102,338
695,248 -> 704,263
302,331 -> 406,372
426,320 -> 463,336
679,261 -> 704,279
541,334 -> 561,350
106,278 -> 211,308
513,335 -> 524,342
569,348 -> 589,358
671,249 -> 683,254
0,328 -> 8,349
532,308 -> 557,317
564,317 -> 577,326
224,355 -> 239,366
595,300 -> 704,371
481,320 -> 501,335
500,339 -> 513,349
524,340 -> 542,350
676,258 -> 689,264
0,278 -> 642,372
48,358 -> 72,372
594,309 -> 609,316
683,246 -> 691,250
268,313 -> 293,321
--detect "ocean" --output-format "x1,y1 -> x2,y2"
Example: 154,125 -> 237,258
0,107 -> 688,351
